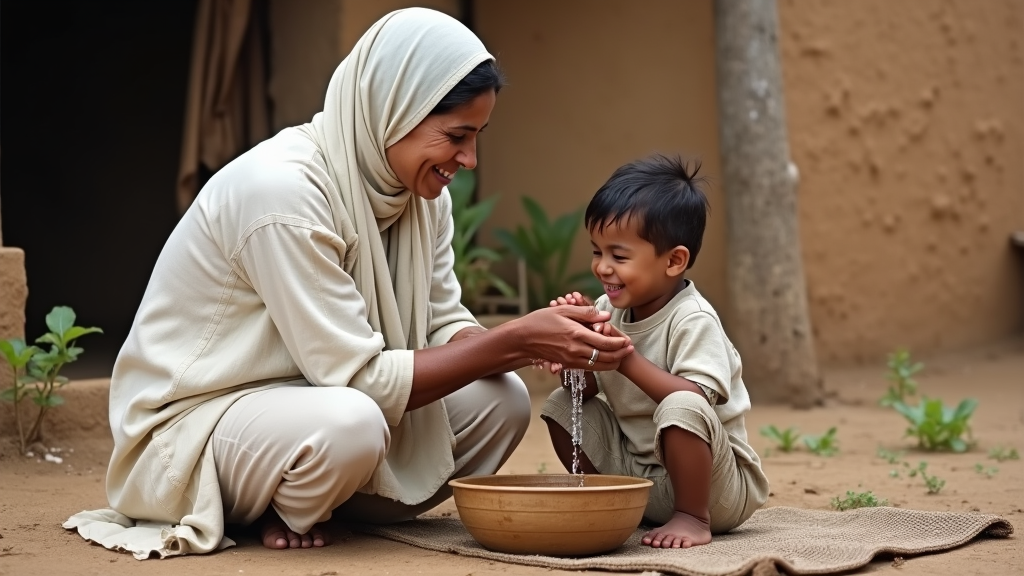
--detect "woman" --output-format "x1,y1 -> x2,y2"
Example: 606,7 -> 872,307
65,8 -> 632,558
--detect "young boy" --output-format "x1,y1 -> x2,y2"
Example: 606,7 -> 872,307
541,154 -> 769,549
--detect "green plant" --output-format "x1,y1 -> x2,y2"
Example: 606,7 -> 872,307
760,425 -> 801,453
907,461 -> 945,494
448,169 -> 517,311
988,446 -> 1019,462
880,349 -> 922,407
893,397 -> 977,452
494,197 -> 601,310
974,463 -> 999,478
876,447 -> 905,465
830,490 -> 888,511
0,306 -> 102,453
803,427 -> 839,457
536,462 -> 548,474
885,455 -> 949,494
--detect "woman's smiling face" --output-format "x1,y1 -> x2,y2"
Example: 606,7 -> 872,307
385,90 -> 496,200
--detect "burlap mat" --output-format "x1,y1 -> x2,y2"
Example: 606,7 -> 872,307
357,506 -> 1012,576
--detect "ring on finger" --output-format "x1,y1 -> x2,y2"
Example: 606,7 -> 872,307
588,348 -> 599,366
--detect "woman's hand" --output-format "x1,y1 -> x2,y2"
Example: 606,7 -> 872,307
540,292 -> 601,374
408,298 -> 628,411
511,304 -> 633,372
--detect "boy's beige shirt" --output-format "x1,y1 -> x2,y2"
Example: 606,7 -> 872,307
593,283 -> 763,469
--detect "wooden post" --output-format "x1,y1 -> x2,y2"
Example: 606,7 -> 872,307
714,0 -> 822,407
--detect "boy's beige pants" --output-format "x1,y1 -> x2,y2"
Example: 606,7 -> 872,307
541,388 -> 769,533
211,373 -> 531,533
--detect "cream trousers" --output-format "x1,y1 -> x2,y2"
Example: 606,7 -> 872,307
211,373 -> 531,533
541,389 -> 769,533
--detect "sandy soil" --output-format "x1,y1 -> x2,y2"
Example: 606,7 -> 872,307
1,340 -> 1021,576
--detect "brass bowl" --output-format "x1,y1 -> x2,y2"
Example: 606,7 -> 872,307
448,474 -> 653,556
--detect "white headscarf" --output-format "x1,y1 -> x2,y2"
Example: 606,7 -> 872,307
298,8 -> 492,352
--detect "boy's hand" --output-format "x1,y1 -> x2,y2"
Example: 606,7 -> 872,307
530,358 -> 562,375
592,321 -> 627,339
549,292 -> 594,308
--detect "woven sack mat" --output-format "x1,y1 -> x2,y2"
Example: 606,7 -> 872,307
356,506 -> 1012,576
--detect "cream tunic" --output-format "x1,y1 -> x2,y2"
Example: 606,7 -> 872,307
66,7 -> 497,558
593,283 -> 762,469
64,128 -> 479,558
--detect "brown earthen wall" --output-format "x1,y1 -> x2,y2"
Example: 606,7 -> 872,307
778,0 -> 1024,364
0,248 -> 28,392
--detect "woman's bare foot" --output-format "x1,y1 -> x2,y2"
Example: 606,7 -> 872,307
642,511 -> 711,548
259,509 -> 328,549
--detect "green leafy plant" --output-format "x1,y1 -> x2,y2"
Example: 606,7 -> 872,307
880,349 -> 922,407
448,169 -> 517,312
494,197 -> 601,310
0,339 -> 37,452
830,490 -> 888,511
974,463 -> 999,478
907,461 -> 945,494
760,425 -> 801,453
988,446 -> 1019,462
0,306 -> 102,454
536,462 -> 548,474
803,427 -> 839,457
893,397 -> 977,452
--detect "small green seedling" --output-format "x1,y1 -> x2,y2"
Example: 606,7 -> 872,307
831,490 -> 888,511
760,425 -> 801,453
877,447 -> 905,465
893,397 -> 977,452
907,461 -> 945,494
988,446 -> 1019,462
0,306 -> 102,454
880,349 -> 922,407
882,449 -> 915,478
803,427 -> 839,457
974,463 -> 999,478
536,462 -> 548,474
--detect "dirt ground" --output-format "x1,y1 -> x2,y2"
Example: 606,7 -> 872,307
1,339 -> 1021,576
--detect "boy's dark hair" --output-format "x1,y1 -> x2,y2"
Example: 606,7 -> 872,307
585,154 -> 710,269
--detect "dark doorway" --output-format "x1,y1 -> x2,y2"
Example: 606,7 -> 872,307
1,0 -> 199,377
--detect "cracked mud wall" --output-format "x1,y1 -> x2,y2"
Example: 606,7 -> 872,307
779,0 -> 1024,364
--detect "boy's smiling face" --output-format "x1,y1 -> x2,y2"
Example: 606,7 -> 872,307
590,216 -> 690,322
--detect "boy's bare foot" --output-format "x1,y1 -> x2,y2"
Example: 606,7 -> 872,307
259,510 -> 328,549
642,511 -> 711,548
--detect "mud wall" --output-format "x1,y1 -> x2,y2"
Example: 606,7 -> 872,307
778,0 -> 1024,364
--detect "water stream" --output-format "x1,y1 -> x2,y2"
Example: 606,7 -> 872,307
565,367 -> 587,487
